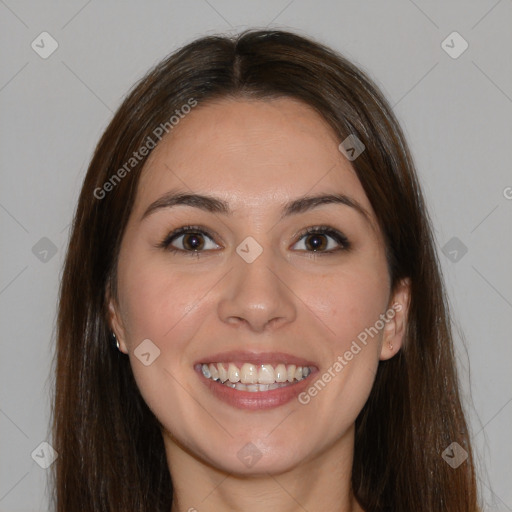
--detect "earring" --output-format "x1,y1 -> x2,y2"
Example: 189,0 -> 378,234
111,331 -> 120,351
388,341 -> 393,351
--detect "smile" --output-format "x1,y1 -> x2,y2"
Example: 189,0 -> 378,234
199,362 -> 313,392
194,350 -> 318,409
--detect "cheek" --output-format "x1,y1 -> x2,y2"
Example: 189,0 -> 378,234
115,247 -> 222,395
116,259 -> 216,436
294,263 -> 390,431
118,250 -> 211,345
305,264 -> 390,353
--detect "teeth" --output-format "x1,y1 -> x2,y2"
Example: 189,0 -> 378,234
275,364 -> 287,382
228,363 -> 240,383
200,362 -> 313,388
201,364 -> 211,378
240,363 -> 258,384
209,363 -> 219,380
218,363 -> 228,383
257,364 -> 275,384
231,382 -> 290,392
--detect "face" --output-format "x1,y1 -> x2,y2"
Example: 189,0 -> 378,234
108,97 -> 410,476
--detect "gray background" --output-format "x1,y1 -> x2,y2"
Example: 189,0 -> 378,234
1,1 -> 511,510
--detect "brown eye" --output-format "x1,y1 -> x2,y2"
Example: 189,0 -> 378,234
181,233 -> 205,251
304,233 -> 328,251
159,226 -> 221,254
292,226 -> 350,253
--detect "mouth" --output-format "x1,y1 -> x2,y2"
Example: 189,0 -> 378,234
193,351 -> 318,410
197,362 -> 313,391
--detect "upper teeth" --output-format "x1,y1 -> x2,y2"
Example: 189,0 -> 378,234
201,362 -> 311,385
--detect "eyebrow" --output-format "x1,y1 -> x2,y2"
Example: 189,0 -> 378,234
140,190 -> 372,226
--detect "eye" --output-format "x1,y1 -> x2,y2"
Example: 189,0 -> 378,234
291,226 -> 350,253
157,224 -> 350,256
158,226 -> 220,254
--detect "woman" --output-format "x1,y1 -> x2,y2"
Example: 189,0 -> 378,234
52,29 -> 479,511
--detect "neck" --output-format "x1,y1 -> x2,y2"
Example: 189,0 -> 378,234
165,424 -> 364,512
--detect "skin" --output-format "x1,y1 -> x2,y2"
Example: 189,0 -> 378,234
108,97 -> 410,512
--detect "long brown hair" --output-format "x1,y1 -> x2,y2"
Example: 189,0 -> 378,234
52,29 -> 479,511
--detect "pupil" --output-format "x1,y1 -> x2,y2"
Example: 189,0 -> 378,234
306,234 -> 326,251
184,233 -> 203,250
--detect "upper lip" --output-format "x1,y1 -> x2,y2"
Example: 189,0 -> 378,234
194,350 -> 318,368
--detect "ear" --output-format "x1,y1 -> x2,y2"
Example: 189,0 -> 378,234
105,282 -> 128,354
380,277 -> 411,361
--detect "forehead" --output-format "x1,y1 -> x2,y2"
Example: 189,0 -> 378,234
134,97 -> 374,219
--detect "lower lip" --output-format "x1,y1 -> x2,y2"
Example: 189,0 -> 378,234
196,367 -> 316,410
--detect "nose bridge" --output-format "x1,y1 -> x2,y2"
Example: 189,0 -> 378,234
216,239 -> 296,332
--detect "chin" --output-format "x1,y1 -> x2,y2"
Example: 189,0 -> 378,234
201,433 -> 313,476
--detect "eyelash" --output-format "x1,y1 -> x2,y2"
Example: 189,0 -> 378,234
156,224 -> 351,257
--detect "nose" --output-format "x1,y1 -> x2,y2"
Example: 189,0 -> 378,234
217,247 -> 297,333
